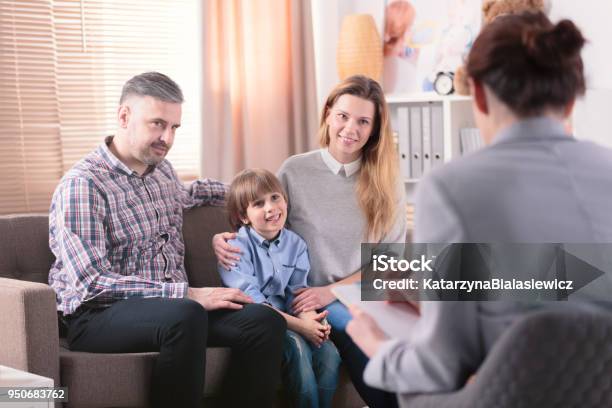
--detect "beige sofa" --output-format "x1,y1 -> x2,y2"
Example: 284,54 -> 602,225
0,206 -> 364,408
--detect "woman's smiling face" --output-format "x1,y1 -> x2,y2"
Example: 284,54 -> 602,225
325,94 -> 375,164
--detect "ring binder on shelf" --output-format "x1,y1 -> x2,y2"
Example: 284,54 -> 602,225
421,105 -> 432,173
397,106 -> 411,179
431,104 -> 444,168
409,106 -> 422,178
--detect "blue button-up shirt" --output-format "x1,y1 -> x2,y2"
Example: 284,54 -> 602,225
219,226 -> 310,312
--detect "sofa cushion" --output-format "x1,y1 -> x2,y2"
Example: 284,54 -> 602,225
0,206 -> 230,288
182,206 -> 230,287
60,343 -> 231,408
0,214 -> 54,283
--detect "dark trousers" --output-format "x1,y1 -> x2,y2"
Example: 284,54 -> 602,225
66,297 -> 286,408
330,328 -> 399,408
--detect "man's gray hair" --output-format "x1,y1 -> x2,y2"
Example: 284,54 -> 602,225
119,72 -> 184,104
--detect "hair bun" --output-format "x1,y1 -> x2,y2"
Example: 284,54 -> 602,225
552,19 -> 586,56
523,18 -> 585,69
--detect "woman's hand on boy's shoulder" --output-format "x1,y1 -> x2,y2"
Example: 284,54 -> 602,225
212,231 -> 241,270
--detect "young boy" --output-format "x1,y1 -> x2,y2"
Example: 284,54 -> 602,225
220,168 -> 341,408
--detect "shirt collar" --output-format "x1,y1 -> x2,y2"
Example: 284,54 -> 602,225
491,117 -> 570,147
320,148 -> 361,177
247,226 -> 284,249
99,135 -> 155,177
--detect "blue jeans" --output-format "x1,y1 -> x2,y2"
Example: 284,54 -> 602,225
324,300 -> 398,408
282,330 -> 341,408
323,300 -> 353,331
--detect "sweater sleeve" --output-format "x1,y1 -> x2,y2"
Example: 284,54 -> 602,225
363,301 -> 483,393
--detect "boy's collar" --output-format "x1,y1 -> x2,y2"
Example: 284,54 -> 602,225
246,226 -> 284,248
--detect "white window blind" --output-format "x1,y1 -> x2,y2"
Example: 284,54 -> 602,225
0,0 -> 202,215
0,0 -> 63,214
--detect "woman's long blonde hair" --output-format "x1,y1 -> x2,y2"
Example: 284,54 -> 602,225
318,75 -> 400,241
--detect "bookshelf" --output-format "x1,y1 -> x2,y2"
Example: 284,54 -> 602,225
387,92 -> 476,183
387,92 -> 476,225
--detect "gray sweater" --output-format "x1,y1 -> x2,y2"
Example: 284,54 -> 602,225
277,149 -> 407,286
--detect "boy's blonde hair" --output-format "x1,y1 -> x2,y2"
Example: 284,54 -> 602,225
227,168 -> 288,231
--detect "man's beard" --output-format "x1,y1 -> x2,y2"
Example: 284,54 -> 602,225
141,152 -> 163,166
140,142 -> 169,166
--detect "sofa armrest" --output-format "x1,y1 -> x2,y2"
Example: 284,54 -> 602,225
0,277 -> 60,386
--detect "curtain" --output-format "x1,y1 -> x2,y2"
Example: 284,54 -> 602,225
202,0 -> 318,182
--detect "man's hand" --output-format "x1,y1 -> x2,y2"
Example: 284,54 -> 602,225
212,232 -> 241,270
346,305 -> 389,358
188,287 -> 252,310
292,286 -> 336,314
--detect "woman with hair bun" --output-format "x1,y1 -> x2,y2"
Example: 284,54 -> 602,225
346,11 -> 612,404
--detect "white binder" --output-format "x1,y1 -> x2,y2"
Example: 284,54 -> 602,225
409,106 -> 422,178
421,105 -> 432,173
396,106 -> 411,179
431,104 -> 445,168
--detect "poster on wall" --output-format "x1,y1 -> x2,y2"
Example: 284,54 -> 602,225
382,0 -> 482,94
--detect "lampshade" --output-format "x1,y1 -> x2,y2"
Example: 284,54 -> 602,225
337,14 -> 383,81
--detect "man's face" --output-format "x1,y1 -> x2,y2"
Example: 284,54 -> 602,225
121,95 -> 182,167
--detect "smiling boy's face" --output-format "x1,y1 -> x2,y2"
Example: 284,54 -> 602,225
242,191 -> 287,240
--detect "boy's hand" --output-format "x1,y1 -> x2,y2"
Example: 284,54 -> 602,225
297,316 -> 328,348
212,232 -> 241,270
298,310 -> 331,340
297,310 -> 323,320
322,318 -> 331,341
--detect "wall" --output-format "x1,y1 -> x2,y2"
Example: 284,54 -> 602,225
549,1 -> 612,147
312,1 -> 612,148
311,0 -> 384,111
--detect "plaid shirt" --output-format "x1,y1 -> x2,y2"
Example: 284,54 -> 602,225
49,137 -> 227,315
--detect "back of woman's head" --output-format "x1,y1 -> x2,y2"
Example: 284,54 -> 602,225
466,11 -> 586,117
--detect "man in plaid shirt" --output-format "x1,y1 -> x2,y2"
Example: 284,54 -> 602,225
48,72 -> 285,408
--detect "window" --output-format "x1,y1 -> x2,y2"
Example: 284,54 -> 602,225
0,0 -> 202,215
